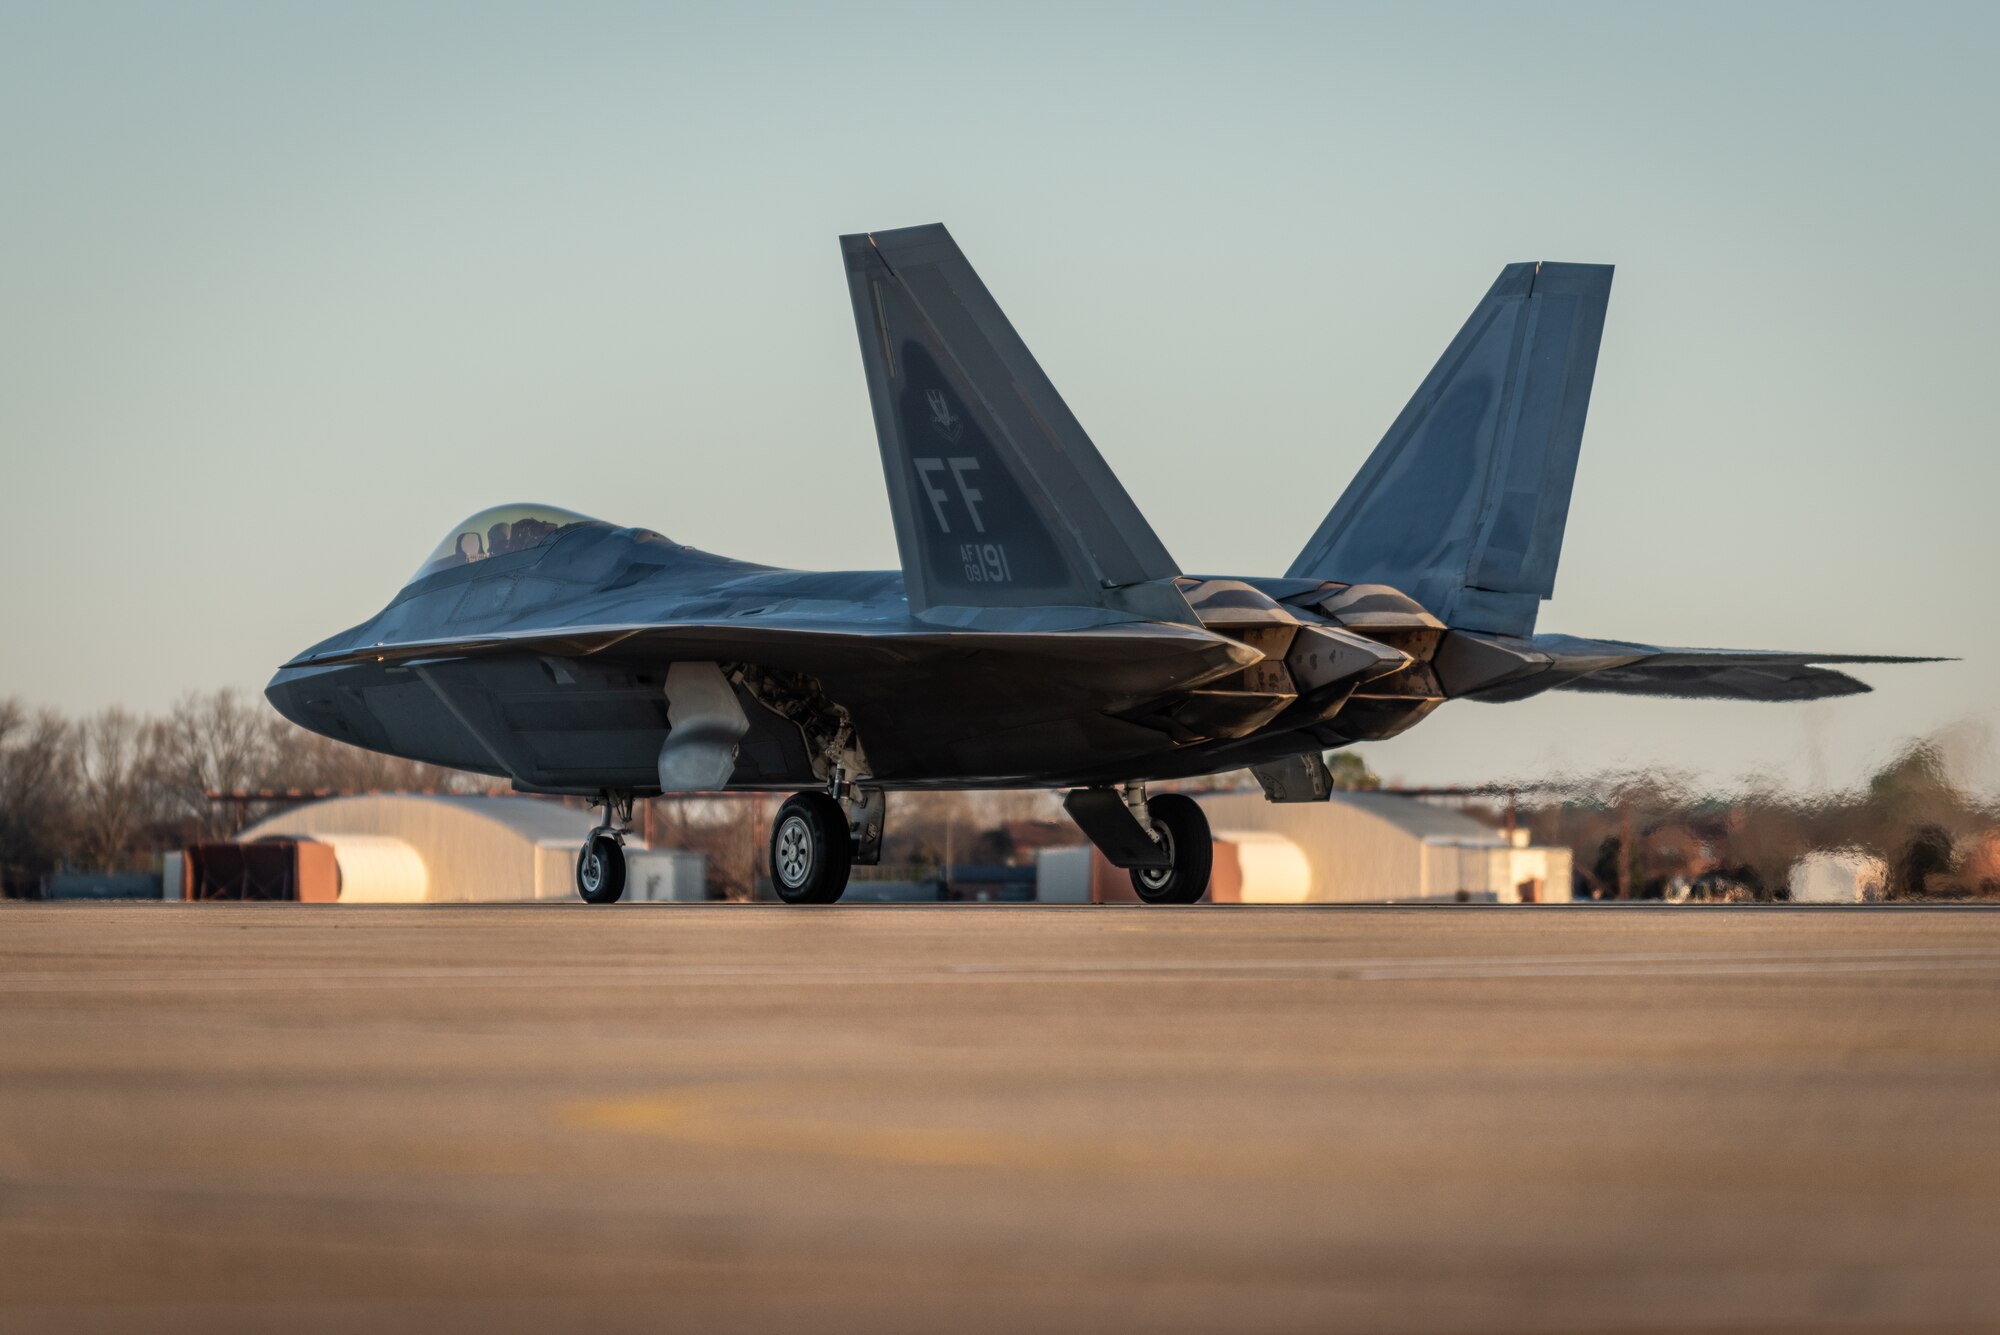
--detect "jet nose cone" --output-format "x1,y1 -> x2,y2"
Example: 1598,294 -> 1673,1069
264,662 -> 318,731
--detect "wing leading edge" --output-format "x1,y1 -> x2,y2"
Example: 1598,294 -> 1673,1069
279,618 -> 1260,691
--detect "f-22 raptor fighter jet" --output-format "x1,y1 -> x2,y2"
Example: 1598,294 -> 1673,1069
269,224 -> 1931,905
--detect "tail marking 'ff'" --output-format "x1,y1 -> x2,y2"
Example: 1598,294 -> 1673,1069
841,224 -> 1190,626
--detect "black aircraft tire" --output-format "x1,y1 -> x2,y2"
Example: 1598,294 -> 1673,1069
575,831 -> 626,904
1130,793 -> 1212,904
770,792 -> 853,905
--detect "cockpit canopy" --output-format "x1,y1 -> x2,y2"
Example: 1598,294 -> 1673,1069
410,504 -> 606,582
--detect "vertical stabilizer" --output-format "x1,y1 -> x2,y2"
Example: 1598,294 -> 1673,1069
1286,262 -> 1613,637
842,224 -> 1189,625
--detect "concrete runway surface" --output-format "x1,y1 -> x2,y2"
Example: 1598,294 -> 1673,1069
3,903 -> 1999,1335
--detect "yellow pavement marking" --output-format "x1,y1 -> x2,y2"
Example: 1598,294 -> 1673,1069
561,1077 -> 2000,1193
562,1080 -> 1297,1175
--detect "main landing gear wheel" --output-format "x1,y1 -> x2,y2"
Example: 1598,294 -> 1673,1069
575,830 -> 626,904
770,791 -> 853,904
1131,793 -> 1212,904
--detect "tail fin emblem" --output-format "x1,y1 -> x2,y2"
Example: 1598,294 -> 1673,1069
926,389 -> 964,441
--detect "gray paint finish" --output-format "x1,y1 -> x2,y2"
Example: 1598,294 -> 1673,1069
1288,262 -> 1612,638
267,227 -> 1934,800
843,225 -> 1187,623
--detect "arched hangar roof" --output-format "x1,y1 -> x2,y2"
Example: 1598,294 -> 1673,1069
242,794 -> 593,846
1316,790 -> 1507,844
240,794 -> 596,903
1196,789 -> 1517,903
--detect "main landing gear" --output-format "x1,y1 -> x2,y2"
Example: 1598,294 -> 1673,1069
575,791 -> 633,904
1126,792 -> 1213,904
585,778 -> 1214,907
1060,782 -> 1213,904
770,791 -> 852,904
768,768 -> 883,905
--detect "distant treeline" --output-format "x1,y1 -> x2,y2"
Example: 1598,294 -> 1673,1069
0,692 -> 493,895
4,691 -> 1994,903
1515,736 -> 2000,901
0,688 -> 1387,900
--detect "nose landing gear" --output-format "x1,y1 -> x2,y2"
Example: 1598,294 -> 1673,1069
575,790 -> 633,904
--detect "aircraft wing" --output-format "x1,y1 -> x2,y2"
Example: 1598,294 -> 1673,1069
281,618 -> 1260,695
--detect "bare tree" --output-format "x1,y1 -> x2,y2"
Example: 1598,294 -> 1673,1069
1327,751 -> 1381,791
70,707 -> 154,871
976,789 -> 1062,826
260,719 -> 495,794
147,690 -> 277,839
643,794 -> 763,900
0,699 -> 75,893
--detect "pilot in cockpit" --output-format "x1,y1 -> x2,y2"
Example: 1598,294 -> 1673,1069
409,506 -> 605,582
446,532 -> 485,567
510,516 -> 557,548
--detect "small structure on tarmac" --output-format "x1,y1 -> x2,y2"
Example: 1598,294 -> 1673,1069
623,849 -> 709,902
1788,850 -> 1888,903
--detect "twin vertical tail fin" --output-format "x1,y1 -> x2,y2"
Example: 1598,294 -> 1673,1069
843,231 -> 1609,638
841,225 -> 1190,626
1287,262 -> 1614,638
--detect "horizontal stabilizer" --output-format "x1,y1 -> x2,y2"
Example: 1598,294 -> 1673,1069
1551,645 -> 1945,702
1288,262 -> 1613,637
1558,659 -> 1874,701
842,224 -> 1190,624
1447,631 -> 1946,704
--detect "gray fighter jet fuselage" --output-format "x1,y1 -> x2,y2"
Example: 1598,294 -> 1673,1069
268,224 -> 1933,904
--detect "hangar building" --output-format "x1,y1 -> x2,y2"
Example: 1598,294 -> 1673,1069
236,794 -> 701,903
1043,790 -> 1572,903
1197,791 -> 1571,902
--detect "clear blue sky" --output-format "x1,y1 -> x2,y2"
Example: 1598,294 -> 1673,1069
2,1 -> 1993,793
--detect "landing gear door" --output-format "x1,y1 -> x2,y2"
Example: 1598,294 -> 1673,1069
846,787 -> 885,866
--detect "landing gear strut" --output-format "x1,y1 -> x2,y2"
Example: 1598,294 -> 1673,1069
1128,792 -> 1212,904
767,759 -> 883,904
576,791 -> 632,905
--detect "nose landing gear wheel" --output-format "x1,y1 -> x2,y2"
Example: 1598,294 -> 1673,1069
770,791 -> 853,904
576,830 -> 627,904
1130,793 -> 1212,904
